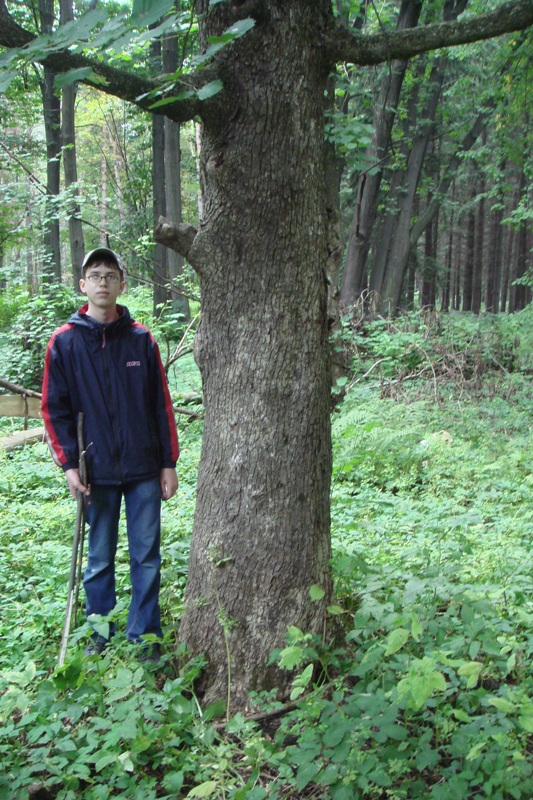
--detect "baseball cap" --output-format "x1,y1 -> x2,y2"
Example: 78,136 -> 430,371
82,247 -> 124,276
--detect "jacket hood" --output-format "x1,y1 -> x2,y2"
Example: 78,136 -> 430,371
68,304 -> 133,331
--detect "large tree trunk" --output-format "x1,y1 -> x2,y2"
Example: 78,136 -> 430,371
160,0 -> 334,708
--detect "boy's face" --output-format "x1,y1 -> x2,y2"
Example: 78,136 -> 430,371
80,261 -> 125,310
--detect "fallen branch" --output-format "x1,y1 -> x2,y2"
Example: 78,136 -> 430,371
0,377 -> 41,398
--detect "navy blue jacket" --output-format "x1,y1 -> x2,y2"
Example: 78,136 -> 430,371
41,305 -> 179,485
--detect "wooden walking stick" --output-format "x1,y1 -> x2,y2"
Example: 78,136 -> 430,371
58,413 -> 87,666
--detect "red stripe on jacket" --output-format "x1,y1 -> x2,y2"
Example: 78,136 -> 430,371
133,322 -> 179,463
41,323 -> 75,467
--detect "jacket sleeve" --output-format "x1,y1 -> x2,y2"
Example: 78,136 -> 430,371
41,332 -> 79,472
148,335 -> 179,468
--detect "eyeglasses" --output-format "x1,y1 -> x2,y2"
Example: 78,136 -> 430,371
86,272 -> 121,284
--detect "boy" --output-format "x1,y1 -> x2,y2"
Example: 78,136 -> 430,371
41,247 -> 179,659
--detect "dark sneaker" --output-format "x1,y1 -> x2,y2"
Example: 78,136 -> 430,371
138,643 -> 162,664
84,640 -> 107,657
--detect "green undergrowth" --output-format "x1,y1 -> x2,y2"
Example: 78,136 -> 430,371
0,310 -> 532,799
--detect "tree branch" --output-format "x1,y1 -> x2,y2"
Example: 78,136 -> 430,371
154,216 -> 200,267
0,0 -> 204,123
328,0 -> 533,66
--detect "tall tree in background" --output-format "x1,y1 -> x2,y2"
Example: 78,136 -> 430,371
340,0 -> 424,307
1,0 -> 532,706
60,0 -> 84,285
37,0 -> 61,280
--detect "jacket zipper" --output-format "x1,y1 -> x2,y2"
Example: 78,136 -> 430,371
100,326 -> 124,482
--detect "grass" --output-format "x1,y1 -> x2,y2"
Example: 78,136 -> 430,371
0,309 -> 532,799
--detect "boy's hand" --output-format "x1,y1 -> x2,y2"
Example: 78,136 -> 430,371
65,468 -> 90,499
160,467 -> 178,501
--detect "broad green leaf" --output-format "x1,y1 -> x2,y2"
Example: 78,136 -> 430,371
118,751 -> 135,772
131,0 -> 175,27
458,661 -> 482,688
197,80 -> 224,101
368,769 -> 392,787
410,616 -> 423,641
290,663 -> 313,699
187,781 -> 218,798
163,772 -> 185,793
296,761 -> 320,791
278,645 -> 304,670
466,740 -> 486,761
487,696 -> 516,714
518,711 -> 533,733
384,627 -> 409,656
327,604 -> 344,615
54,69 -> 95,90
309,584 -> 325,601
95,753 -> 117,773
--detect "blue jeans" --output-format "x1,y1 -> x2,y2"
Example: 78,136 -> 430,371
83,477 -> 163,643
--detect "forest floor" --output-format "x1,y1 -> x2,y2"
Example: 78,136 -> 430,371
0,308 -> 532,800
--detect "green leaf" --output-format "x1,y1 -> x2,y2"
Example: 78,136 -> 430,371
384,627 -> 409,656
131,0 -> 175,27
518,711 -> 533,733
278,645 -> 304,670
118,751 -> 135,772
187,781 -> 218,798
368,769 -> 392,788
290,663 -> 314,700
163,772 -> 185,793
309,584 -> 325,601
487,696 -> 516,714
197,80 -> 224,101
54,68 -> 94,89
327,604 -> 344,616
95,753 -> 117,773
296,761 -> 320,791
458,661 -> 482,688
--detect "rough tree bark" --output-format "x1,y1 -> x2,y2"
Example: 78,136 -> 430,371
157,0 -> 334,707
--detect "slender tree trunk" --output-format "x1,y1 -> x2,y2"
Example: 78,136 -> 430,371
485,201 -> 503,313
378,58 -> 445,313
500,221 -> 514,312
60,0 -> 84,286
153,113 -> 169,314
452,229 -> 462,311
440,182 -> 455,312
421,207 -> 438,309
39,0 -> 62,282
100,142 -> 108,241
462,187 -> 476,311
472,162 -> 485,314
163,30 -> 190,321
508,169 -> 529,312
340,0 -> 423,307
512,222 -> 532,311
